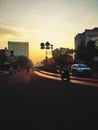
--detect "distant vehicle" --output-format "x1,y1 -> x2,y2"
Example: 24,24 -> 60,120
71,64 -> 92,76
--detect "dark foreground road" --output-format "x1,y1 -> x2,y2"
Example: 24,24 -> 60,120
0,70 -> 98,129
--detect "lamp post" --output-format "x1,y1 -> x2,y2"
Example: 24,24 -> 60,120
40,41 -> 53,63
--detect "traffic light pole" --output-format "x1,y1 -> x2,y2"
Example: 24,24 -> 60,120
40,42 -> 53,64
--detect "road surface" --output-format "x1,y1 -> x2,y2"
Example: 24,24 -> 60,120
0,69 -> 98,129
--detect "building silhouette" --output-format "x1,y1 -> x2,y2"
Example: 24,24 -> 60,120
8,41 -> 29,58
75,27 -> 98,50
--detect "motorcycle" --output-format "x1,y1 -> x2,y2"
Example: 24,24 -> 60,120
61,70 -> 70,81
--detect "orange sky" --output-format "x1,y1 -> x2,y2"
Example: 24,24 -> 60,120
0,0 -> 98,63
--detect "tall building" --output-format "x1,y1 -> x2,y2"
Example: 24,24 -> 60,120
75,33 -> 84,50
75,27 -> 98,50
8,41 -> 29,58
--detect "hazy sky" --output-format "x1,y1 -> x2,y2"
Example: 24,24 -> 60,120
0,0 -> 98,63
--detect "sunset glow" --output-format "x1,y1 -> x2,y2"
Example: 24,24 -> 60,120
0,0 -> 98,63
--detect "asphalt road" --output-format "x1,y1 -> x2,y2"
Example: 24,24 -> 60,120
0,69 -> 98,129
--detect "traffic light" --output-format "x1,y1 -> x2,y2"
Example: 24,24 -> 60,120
40,42 -> 45,49
45,41 -> 50,49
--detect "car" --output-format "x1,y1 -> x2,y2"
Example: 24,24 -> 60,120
71,64 -> 92,76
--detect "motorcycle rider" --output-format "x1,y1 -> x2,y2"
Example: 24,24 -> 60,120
61,65 -> 70,81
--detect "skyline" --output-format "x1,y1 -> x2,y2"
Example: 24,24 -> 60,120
0,0 -> 98,63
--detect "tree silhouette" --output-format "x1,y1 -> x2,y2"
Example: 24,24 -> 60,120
86,40 -> 98,63
17,55 -> 29,68
0,50 -> 7,64
76,40 -> 98,64
52,47 -> 74,66
76,40 -> 86,62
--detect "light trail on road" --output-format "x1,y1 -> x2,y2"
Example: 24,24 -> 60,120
34,71 -> 61,81
40,71 -> 60,77
34,71 -> 98,88
40,70 -> 98,82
